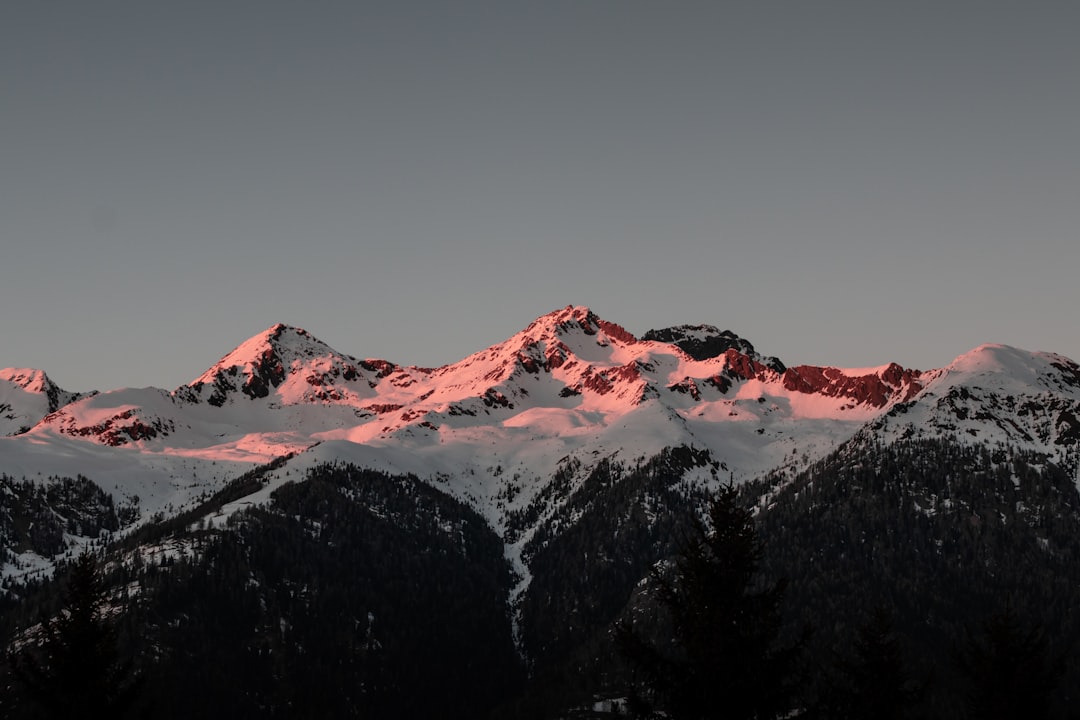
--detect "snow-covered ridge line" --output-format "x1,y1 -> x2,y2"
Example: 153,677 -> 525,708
1,306 -> 1077,546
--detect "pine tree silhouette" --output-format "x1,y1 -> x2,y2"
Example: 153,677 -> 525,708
616,484 -> 802,719
8,550 -> 141,718
957,604 -> 1065,720
813,607 -> 926,720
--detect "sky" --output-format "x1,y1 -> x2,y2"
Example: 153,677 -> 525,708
2,1 -> 1078,392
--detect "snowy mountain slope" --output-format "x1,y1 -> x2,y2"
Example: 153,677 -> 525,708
863,343 -> 1080,473
0,368 -> 87,437
2,306 -> 1078,585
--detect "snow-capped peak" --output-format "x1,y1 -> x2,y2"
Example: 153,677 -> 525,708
181,324 -> 388,407
0,367 -> 86,435
421,306 -> 641,392
866,343 -> 1080,458
935,343 -> 1080,394
189,324 -> 332,387
1,368 -> 56,395
517,305 -> 639,349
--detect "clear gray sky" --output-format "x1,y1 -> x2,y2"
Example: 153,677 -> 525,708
3,1 -> 1078,391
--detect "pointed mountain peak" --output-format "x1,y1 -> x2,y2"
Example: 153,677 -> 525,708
1,367 -> 57,394
523,305 -> 638,345
0,367 -> 86,410
197,324 -> 350,374
423,307 -> 645,408
457,306 -> 641,376
214,323 -> 315,362
0,368 -> 86,434
185,324 -> 366,406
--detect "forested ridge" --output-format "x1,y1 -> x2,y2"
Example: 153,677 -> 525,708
752,437 -> 1080,717
4,438 -> 1080,718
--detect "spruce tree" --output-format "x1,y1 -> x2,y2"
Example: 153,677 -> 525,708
813,607 -> 926,720
8,550 -> 141,718
957,604 -> 1065,720
616,484 -> 802,719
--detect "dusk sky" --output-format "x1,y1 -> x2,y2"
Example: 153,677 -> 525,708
3,2 -> 1078,392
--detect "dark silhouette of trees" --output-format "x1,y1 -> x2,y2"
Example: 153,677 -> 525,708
8,442 -> 1080,718
7,550 -> 141,718
812,607 -> 926,720
128,465 -> 523,720
616,484 -> 802,719
957,604 -> 1066,720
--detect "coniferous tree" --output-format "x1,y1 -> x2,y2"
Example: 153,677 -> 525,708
957,604 -> 1066,720
616,484 -> 802,720
812,607 -> 926,720
7,550 -> 141,718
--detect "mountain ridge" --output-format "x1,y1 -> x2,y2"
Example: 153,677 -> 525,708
2,305 -> 1078,584
5,307 -> 1080,719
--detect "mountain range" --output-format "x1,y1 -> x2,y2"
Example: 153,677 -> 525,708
4,305 -> 1080,718
2,305 -> 1079,581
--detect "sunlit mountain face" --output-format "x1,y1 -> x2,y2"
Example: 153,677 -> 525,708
3,305 -> 1079,583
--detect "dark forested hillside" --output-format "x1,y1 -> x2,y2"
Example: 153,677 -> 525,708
143,465 -> 524,719
750,437 -> 1080,717
5,439 -> 1080,718
4,465 -> 523,719
509,446 -> 717,717
0,474 -> 128,565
